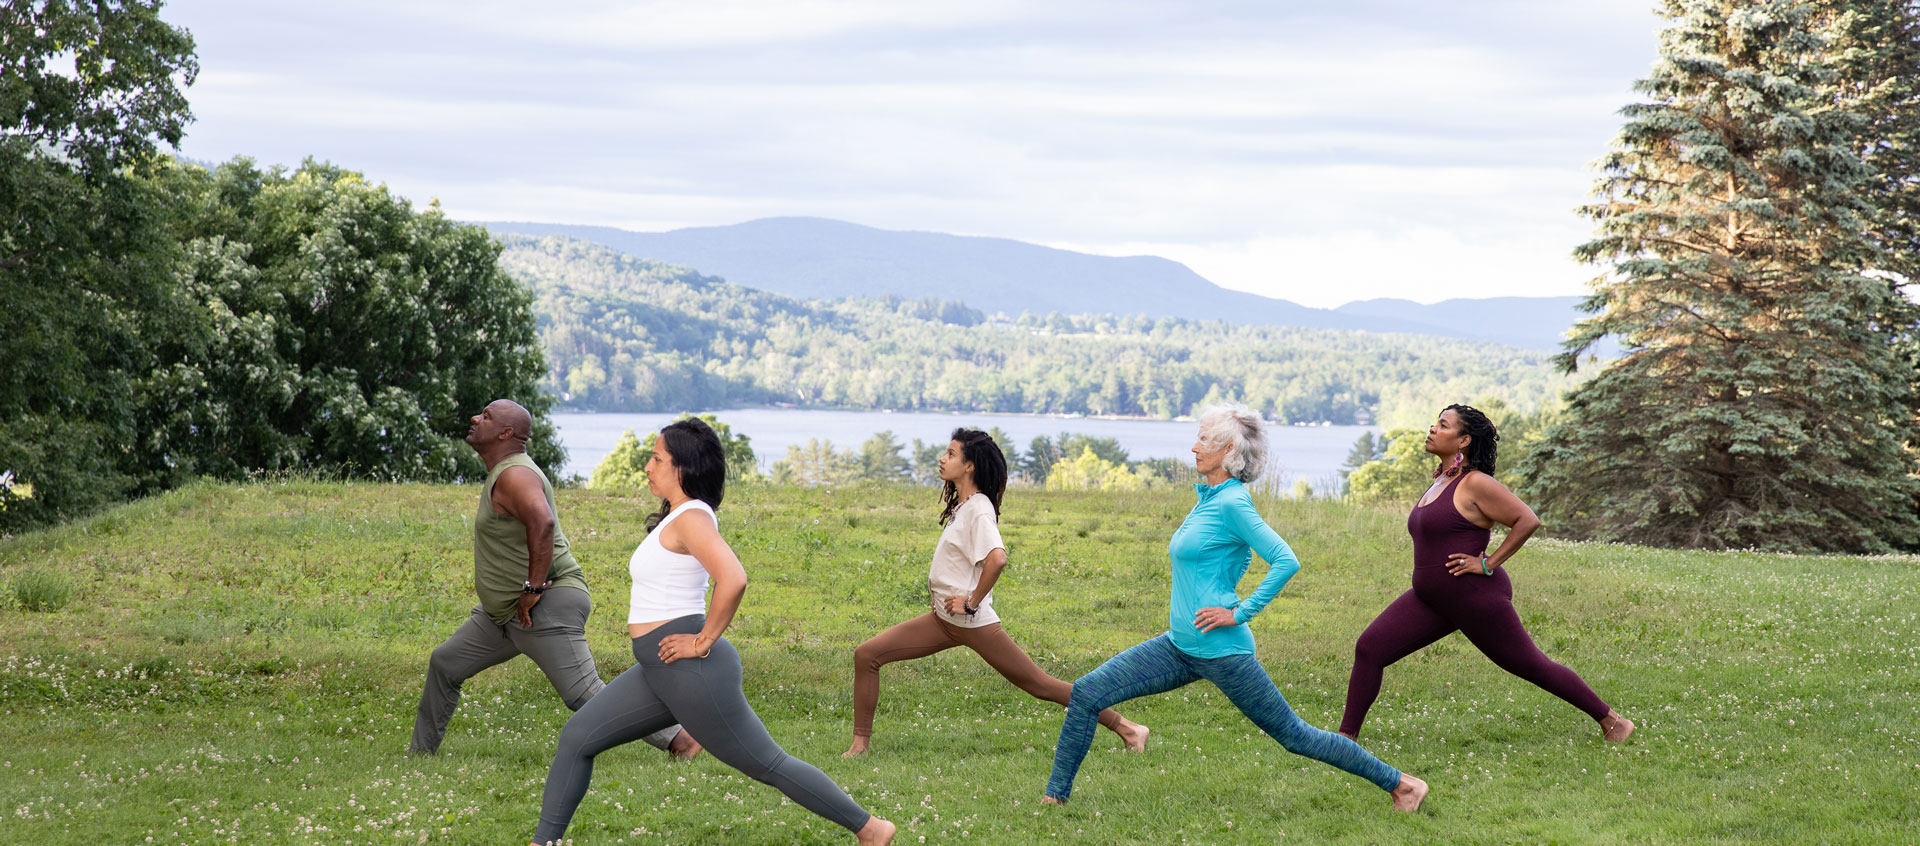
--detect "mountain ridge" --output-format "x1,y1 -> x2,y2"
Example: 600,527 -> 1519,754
481,217 -> 1588,352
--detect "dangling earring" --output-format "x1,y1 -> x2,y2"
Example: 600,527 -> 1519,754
1447,452 -> 1464,478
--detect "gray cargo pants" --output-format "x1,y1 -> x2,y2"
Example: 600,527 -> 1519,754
410,586 -> 682,754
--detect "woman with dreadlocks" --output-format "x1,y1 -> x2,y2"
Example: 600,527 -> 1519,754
1336,404 -> 1633,743
842,427 -> 1149,757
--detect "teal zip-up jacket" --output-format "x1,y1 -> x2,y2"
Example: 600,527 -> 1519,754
1166,478 -> 1301,658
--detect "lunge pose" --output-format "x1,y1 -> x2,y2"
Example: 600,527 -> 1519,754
532,418 -> 895,846
411,399 -> 695,760
844,428 -> 1148,757
1044,404 -> 1427,812
1337,404 -> 1632,743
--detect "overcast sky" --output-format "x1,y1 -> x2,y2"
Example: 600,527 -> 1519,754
163,1 -> 1662,308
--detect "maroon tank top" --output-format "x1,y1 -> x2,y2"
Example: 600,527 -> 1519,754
1408,471 -> 1491,570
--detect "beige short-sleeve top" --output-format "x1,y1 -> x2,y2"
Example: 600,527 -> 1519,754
928,493 -> 1006,628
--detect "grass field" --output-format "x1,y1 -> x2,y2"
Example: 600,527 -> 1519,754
2,479 -> 1915,844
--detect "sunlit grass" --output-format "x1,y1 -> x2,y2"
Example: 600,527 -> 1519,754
1,479 -> 1914,843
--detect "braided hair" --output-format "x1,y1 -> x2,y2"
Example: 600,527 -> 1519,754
1443,403 -> 1500,476
938,428 -> 1006,526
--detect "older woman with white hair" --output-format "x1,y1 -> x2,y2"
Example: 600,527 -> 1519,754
1041,403 -> 1428,813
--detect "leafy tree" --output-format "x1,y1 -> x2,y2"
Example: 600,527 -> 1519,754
1060,433 -> 1129,466
151,158 -> 561,482
1290,479 -> 1314,501
0,0 -> 198,530
1135,457 -> 1200,487
1,0 -> 198,178
1045,447 -> 1146,491
1345,430 -> 1432,506
591,429 -> 654,490
1519,0 -> 1920,552
591,414 -> 757,489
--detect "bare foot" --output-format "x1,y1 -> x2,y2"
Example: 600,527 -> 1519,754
1601,710 -> 1634,743
1115,719 -> 1150,752
842,736 -> 871,758
1040,795 -> 1065,806
668,729 -> 703,761
1390,773 -> 1428,812
1337,730 -> 1357,741
856,815 -> 896,845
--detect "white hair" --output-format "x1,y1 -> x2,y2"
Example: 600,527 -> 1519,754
1196,402 -> 1269,483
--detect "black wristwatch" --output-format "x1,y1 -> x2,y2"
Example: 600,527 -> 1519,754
963,600 -> 978,616
522,580 -> 548,595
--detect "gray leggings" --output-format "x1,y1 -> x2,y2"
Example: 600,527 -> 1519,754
534,615 -> 871,844
410,589 -> 680,755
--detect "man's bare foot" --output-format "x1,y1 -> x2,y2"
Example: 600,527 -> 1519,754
1041,795 -> 1067,805
1114,719 -> 1150,752
856,815 -> 896,845
1390,773 -> 1428,812
843,736 -> 871,758
667,729 -> 703,761
1601,710 -> 1634,743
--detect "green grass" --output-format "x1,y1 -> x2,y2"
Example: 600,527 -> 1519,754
1,478 -> 1914,844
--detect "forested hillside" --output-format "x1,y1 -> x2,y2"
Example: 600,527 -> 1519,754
502,235 -> 1581,427
485,217 -> 1592,351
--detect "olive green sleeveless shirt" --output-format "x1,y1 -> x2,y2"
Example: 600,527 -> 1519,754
475,453 -> 587,624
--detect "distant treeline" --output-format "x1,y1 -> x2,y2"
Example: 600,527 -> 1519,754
503,236 -> 1581,428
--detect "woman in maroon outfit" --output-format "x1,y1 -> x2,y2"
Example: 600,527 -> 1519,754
1338,404 -> 1633,743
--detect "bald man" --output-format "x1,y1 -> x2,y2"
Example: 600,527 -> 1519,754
410,400 -> 698,759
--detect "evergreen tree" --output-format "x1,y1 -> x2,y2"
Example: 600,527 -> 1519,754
855,430 -> 912,482
908,438 -> 943,485
771,438 -> 857,486
1341,432 -> 1386,480
1816,0 -> 1920,471
1520,0 -> 1920,552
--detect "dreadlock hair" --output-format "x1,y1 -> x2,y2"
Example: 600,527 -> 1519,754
643,416 -> 727,534
938,428 -> 1006,526
1443,403 -> 1500,476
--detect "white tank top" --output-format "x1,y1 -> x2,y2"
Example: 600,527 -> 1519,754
628,500 -> 715,624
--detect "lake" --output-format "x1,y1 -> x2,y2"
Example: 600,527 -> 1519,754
552,409 -> 1379,492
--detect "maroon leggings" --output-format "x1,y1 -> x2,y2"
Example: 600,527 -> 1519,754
1339,567 -> 1610,737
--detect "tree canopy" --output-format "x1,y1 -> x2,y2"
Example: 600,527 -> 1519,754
1519,0 -> 1920,552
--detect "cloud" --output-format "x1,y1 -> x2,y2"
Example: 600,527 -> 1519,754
166,0 -> 1659,305
1055,227 -> 1597,309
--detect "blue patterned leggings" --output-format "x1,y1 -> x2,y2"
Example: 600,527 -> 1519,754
1046,634 -> 1401,800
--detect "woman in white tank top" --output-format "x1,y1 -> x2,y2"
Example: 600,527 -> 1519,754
531,418 -> 897,846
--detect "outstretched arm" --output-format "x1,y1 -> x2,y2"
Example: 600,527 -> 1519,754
658,510 -> 748,662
